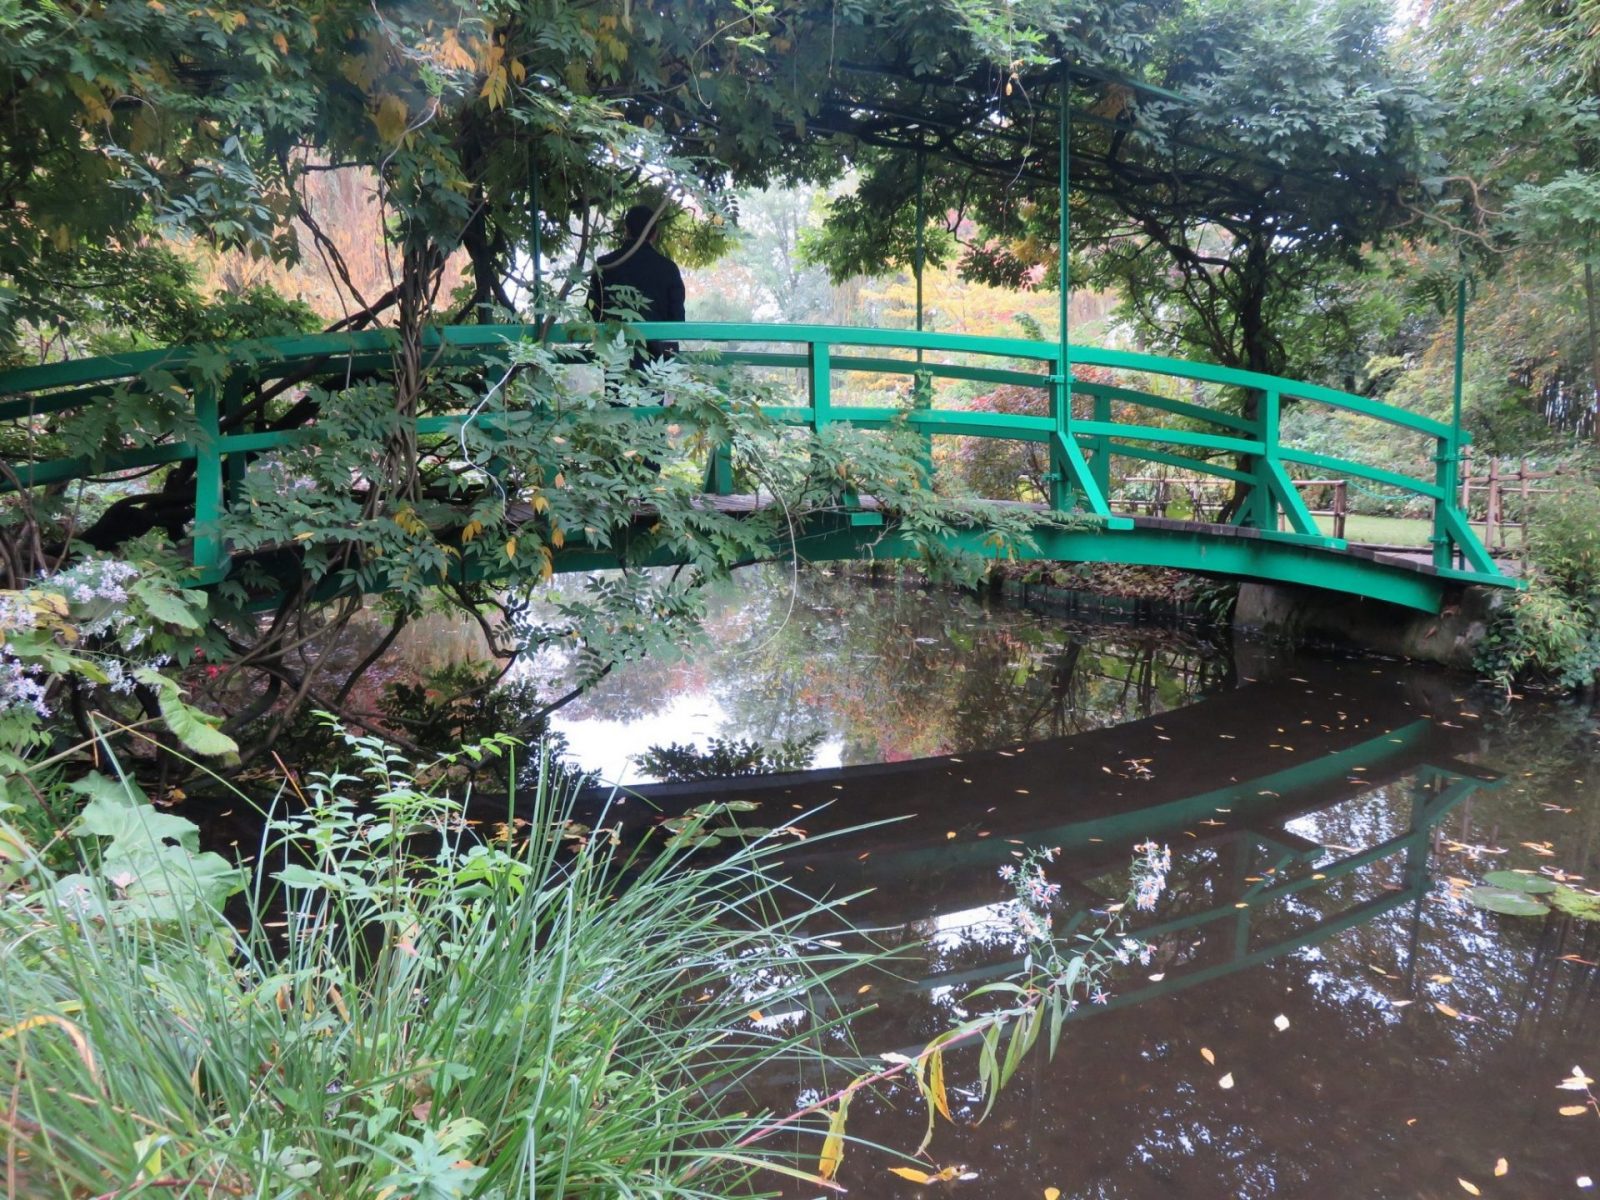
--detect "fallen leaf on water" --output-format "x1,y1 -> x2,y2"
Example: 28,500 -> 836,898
1406,1118 -> 1418,1126
748,1010 -> 763,1022
1495,1158 -> 1508,1177
1148,972 -> 1166,982
857,984 -> 872,995
1558,1068 -> 1594,1090
889,1165 -> 964,1184
1429,974 -> 1454,984
1391,999 -> 1414,1007
1218,1073 -> 1234,1089
1045,1190 -> 1061,1200
1560,1105 -> 1590,1117
1274,1014 -> 1290,1032
1434,1002 -> 1460,1019
1200,1047 -> 1216,1065
946,831 -> 957,840
1459,1179 -> 1480,1196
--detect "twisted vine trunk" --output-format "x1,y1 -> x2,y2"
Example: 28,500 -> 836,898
378,238 -> 442,512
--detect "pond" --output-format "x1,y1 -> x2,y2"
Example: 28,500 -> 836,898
532,568 -> 1600,1199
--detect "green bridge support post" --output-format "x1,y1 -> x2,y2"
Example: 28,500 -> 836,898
192,379 -> 226,583
1090,391 -> 1112,498
221,374 -> 246,508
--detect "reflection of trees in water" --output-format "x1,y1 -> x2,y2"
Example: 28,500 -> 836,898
533,567 -> 1233,761
550,567 -> 1235,762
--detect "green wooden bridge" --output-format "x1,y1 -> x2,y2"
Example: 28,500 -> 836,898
0,321 -> 1514,613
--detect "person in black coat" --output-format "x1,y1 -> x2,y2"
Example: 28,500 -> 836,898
588,204 -> 686,362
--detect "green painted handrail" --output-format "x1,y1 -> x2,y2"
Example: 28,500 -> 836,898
0,320 -> 1502,591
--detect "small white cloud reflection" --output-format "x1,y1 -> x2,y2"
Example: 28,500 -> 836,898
923,901 -> 1019,954
551,690 -> 844,785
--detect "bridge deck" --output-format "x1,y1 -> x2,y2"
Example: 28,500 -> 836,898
501,492 -> 1503,613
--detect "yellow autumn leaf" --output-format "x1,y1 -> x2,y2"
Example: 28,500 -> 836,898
503,538 -> 517,559
1495,1158 -> 1509,1177
819,1094 -> 851,1182
1200,1047 -> 1216,1065
1459,1180 -> 1480,1196
66,76 -> 112,125
1045,1190 -> 1062,1200
929,1048 -> 952,1123
0,1013 -> 98,1081
890,1167 -> 937,1183
460,519 -> 483,544
371,94 -> 409,143
435,28 -> 476,71
1434,1002 -> 1460,1019
1560,1105 -> 1590,1116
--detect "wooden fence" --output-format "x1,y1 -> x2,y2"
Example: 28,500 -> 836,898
1120,454 -> 1583,552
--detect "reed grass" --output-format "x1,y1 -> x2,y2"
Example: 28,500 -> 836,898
1,729 -> 872,1199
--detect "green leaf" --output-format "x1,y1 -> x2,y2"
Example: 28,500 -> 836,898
1549,887 -> 1600,921
132,579 -> 205,629
136,669 -> 238,757
1482,870 -> 1558,894
1466,886 -> 1550,917
68,771 -> 149,810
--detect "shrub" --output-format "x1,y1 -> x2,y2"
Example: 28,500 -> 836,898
1478,482 -> 1600,691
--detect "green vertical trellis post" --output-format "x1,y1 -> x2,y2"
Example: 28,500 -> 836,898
529,152 -> 542,314
914,148 -> 926,339
1051,59 -> 1074,513
912,146 -> 933,482
1433,275 -> 1468,569
1047,60 -> 1117,523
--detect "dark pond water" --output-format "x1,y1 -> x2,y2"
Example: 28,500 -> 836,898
534,569 -> 1600,1200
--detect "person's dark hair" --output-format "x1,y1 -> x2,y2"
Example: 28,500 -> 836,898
622,204 -> 658,242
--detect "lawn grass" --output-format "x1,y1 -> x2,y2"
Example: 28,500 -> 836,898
1309,512 -> 1522,549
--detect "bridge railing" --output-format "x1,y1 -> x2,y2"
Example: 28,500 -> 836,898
0,321 -> 1501,586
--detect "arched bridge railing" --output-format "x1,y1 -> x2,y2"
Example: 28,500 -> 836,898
0,322 -> 1507,600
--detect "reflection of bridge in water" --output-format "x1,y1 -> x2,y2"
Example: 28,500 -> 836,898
596,656 -> 1499,1029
